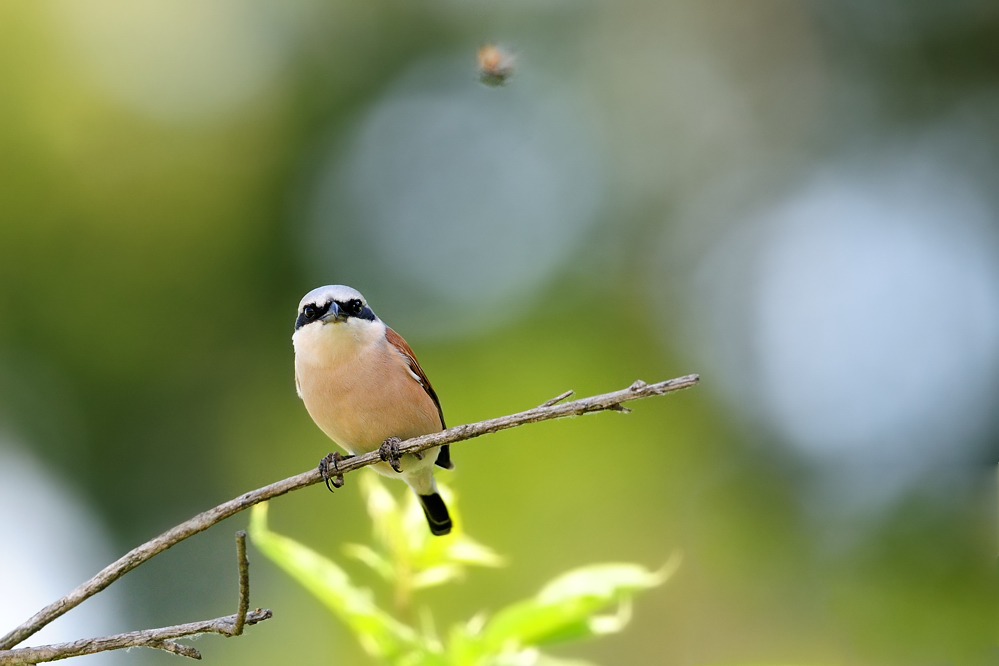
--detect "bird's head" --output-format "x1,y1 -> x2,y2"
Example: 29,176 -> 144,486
292,285 -> 382,355
295,285 -> 377,329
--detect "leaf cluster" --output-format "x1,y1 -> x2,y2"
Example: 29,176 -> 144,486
249,472 -> 677,666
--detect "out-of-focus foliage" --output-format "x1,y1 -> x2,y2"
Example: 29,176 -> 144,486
1,1 -> 996,664
250,501 -> 418,661
344,472 -> 504,607
249,473 -> 673,666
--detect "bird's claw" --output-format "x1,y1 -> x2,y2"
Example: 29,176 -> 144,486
319,451 -> 351,491
379,437 -> 404,473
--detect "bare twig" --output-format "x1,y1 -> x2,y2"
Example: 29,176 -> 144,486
0,375 -> 698,652
0,610 -> 273,665
149,640 -> 202,659
538,389 -> 574,408
0,530 -> 269,665
233,531 -> 249,636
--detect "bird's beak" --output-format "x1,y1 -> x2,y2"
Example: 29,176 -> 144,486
320,302 -> 344,324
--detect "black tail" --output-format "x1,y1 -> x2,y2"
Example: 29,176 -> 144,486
434,444 -> 454,470
418,493 -> 452,536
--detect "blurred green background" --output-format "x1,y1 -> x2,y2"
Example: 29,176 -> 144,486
0,1 -> 996,665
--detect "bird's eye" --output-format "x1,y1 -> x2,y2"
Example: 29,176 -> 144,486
347,299 -> 363,315
303,304 -> 318,319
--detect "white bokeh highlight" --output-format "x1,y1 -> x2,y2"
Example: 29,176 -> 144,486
307,55 -> 605,336
754,174 -> 999,462
0,440 -> 122,662
679,156 -> 999,503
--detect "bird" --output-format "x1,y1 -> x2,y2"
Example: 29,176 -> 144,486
292,285 -> 453,536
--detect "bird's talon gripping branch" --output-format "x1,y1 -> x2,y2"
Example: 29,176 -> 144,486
379,437 -> 404,473
318,451 -> 351,491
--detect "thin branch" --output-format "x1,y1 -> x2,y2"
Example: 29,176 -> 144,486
149,640 -> 202,660
233,531 -> 249,636
0,610 -> 273,665
0,530 -> 270,665
0,374 -> 698,652
538,389 -> 574,408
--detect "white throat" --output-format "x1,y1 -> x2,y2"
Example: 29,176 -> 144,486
293,318 -> 387,367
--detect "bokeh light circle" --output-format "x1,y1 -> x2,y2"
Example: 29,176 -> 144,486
673,155 -> 999,501
305,55 -> 605,337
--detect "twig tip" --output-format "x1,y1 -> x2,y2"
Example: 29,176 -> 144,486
538,389 -> 575,408
151,640 -> 202,660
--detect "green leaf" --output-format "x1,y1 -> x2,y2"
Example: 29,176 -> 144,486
536,563 -> 668,605
481,555 -> 680,651
445,538 -> 505,568
359,472 -> 407,560
445,617 -> 488,666
403,481 -> 505,573
394,652 -> 452,666
343,543 -> 395,582
248,502 -> 419,659
412,564 -> 464,589
482,598 -> 597,648
359,472 -> 504,593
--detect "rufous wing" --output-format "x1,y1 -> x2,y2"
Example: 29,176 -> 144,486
385,327 -> 453,469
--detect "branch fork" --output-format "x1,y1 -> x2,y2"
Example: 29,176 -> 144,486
0,532 -> 268,665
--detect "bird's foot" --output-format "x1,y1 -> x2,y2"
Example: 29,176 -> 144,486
379,437 -> 404,473
318,451 -> 353,491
